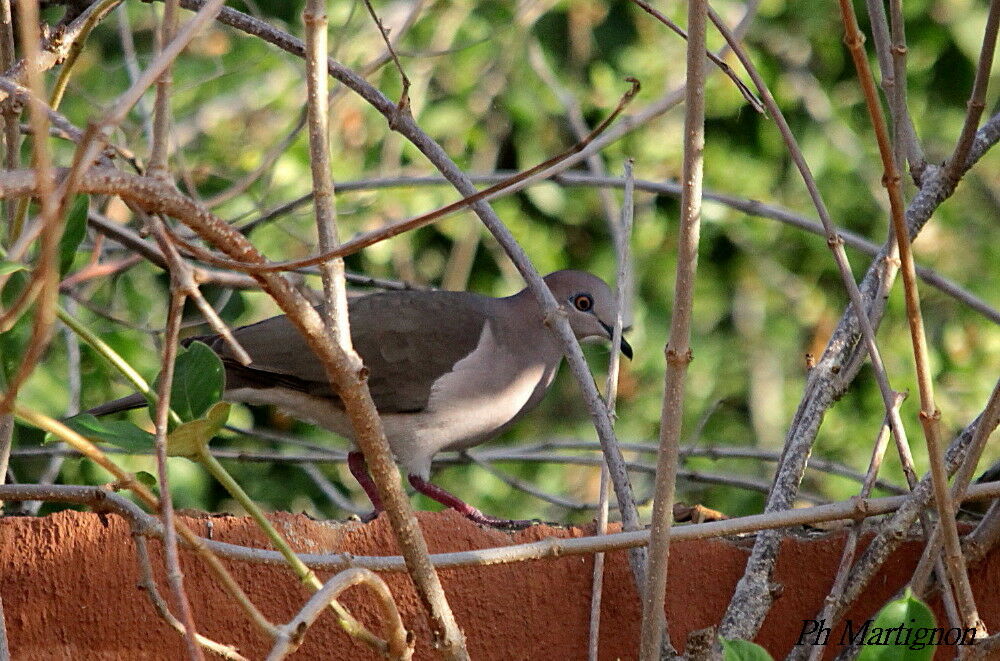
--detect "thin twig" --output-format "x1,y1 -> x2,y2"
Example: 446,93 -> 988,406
156,81 -> 641,275
0,0 -> 61,417
148,0 -> 179,176
588,159 -> 633,661
265,568 -> 412,661
133,534 -> 249,660
5,480 -> 1000,574
627,0 -> 763,113
0,0 -> 18,235
803,393 -> 903,661
823,410 -> 987,628
839,0 -> 985,634
150,283 -> 205,661
909,377 -> 1000,595
301,0 -> 463,655
863,0 -> 924,179
640,0 -> 707,655
944,0 -> 1000,184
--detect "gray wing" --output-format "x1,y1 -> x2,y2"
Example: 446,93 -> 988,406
208,291 -> 491,413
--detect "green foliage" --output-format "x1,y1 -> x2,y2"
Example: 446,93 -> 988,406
167,402 -> 231,458
857,591 -> 937,661
721,637 -> 774,661
59,413 -> 154,452
58,195 -> 89,277
156,341 -> 224,423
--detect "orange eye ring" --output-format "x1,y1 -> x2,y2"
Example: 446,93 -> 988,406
573,294 -> 594,312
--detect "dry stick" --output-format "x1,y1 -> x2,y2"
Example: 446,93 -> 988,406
708,7 -> 947,638
210,0 -> 425,212
148,280 -> 204,661
148,0 -> 180,176
270,172 -> 1000,326
48,0 -> 123,109
966,499 -> 1000,566
0,0 -> 17,234
0,0 -> 61,418
839,0 -> 986,635
887,0 -> 924,179
303,0 -> 352,349
462,452 -> 591,510
148,216 -> 251,364
863,0 -> 924,179
944,0 -> 1000,185
640,2 -> 707,658
525,39 -> 633,325
7,479 -> 1000,576
909,377 -> 1000,595
802,393 -> 903,661
13,408 -> 278,638
265,568 -> 411,661
115,3 -> 154,148
299,462 -> 367,515
888,0 -> 925,178
588,159 -> 634,661
133,534 -> 248,661
301,0 -> 446,656
204,108 -> 307,209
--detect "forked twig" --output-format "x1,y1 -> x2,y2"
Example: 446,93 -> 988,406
839,0 -> 985,634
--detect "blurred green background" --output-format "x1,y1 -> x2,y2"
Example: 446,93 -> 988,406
5,0 -> 999,525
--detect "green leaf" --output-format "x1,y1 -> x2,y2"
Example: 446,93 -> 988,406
0,261 -> 26,276
721,638 -> 774,661
857,591 -> 938,661
59,413 -> 155,453
134,471 -> 158,488
167,401 -> 230,457
157,341 -> 224,422
59,195 -> 89,276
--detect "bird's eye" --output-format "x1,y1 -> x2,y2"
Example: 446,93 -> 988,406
573,293 -> 594,312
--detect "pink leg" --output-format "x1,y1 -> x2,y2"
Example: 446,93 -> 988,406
408,474 -> 536,530
347,451 -> 382,522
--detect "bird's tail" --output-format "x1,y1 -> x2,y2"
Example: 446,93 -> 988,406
85,393 -> 147,416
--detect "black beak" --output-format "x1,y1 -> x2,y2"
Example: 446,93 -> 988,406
600,322 -> 633,360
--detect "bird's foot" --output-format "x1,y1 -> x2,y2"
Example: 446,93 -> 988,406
407,474 -> 538,530
463,511 -> 539,531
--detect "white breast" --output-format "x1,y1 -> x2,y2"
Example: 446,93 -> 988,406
388,321 -> 554,477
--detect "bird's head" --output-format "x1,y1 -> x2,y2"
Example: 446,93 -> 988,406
542,270 -> 633,360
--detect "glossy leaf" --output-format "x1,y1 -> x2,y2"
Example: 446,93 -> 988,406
157,341 -> 224,422
857,591 -> 938,661
59,413 -> 155,453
